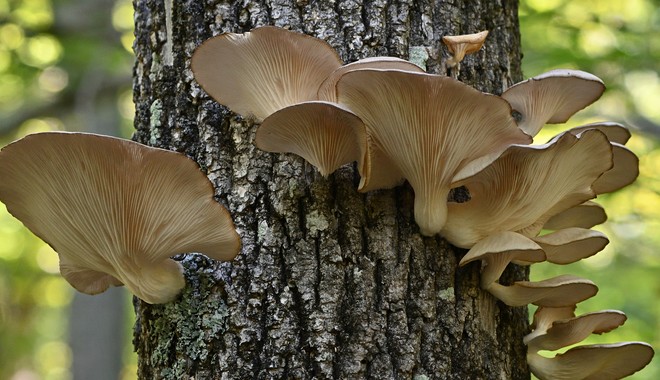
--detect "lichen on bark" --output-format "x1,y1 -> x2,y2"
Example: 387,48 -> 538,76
132,0 -> 530,379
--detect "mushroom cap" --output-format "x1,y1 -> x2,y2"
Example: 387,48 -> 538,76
255,101 -> 368,177
531,228 -> 609,265
527,342 -> 654,380
486,274 -> 598,307
443,129 -> 613,248
336,69 -> 530,235
501,69 -> 605,137
442,30 -> 489,65
525,309 -> 627,350
0,132 -> 241,304
191,26 -> 342,121
529,306 -> 578,334
459,231 -> 545,287
543,201 -> 607,230
564,121 -> 631,145
317,57 -> 425,102
591,142 -> 638,194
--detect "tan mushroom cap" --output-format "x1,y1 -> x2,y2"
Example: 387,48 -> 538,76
531,228 -> 609,265
255,101 -> 368,177
566,121 -> 631,145
591,142 -> 638,194
527,342 -> 654,380
443,130 -> 612,248
543,201 -> 607,230
501,69 -> 605,137
0,132 -> 241,304
526,309 -> 627,351
486,274 -> 598,307
459,231 -> 545,287
191,26 -> 342,121
442,30 -> 489,66
336,69 -> 531,235
317,57 -> 425,102
525,306 -> 578,345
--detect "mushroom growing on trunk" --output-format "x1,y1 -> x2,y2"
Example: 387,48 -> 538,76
0,132 -> 241,304
335,69 -> 531,235
443,129 -> 613,247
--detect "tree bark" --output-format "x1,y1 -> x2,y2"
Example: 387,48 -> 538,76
131,0 -> 529,379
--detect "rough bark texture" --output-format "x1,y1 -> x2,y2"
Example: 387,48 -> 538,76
132,0 -> 529,379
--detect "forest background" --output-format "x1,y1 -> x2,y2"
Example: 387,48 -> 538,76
0,0 -> 658,379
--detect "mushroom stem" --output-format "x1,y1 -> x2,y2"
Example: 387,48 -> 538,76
415,188 -> 449,236
118,258 -> 186,304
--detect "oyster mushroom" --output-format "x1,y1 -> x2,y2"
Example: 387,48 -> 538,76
501,69 -> 605,137
443,129 -> 613,248
0,132 -> 241,304
336,69 -> 531,235
442,30 -> 489,67
544,201 -> 607,230
191,26 -> 342,121
255,101 -> 368,176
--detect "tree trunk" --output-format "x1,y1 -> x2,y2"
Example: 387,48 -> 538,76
131,0 -> 529,378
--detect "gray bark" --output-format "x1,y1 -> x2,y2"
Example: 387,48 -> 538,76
131,0 -> 529,379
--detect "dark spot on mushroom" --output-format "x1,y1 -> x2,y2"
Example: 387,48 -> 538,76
512,110 -> 523,123
448,186 -> 471,203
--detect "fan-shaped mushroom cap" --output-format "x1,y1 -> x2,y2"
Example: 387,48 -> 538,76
0,132 -> 241,304
442,30 -> 489,67
459,231 -> 545,287
591,142 -> 638,194
443,130 -> 612,248
566,121 -> 631,145
191,26 -> 342,121
336,69 -> 531,235
526,309 -> 627,350
543,201 -> 607,230
255,101 -> 368,177
531,228 -> 609,265
527,342 -> 654,380
317,57 -> 425,102
501,69 -> 605,137
486,274 -> 598,307
526,306 -> 578,344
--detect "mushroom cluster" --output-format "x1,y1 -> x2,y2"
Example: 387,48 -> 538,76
0,132 -> 241,304
192,26 -> 531,236
191,26 -> 653,378
525,306 -> 653,379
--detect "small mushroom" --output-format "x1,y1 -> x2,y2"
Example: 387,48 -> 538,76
527,342 -> 654,380
336,69 -> 531,235
255,101 -> 368,176
532,228 -> 609,265
0,132 -> 241,304
443,129 -> 612,248
487,274 -> 598,307
525,308 -> 627,350
523,306 -> 577,345
442,30 -> 489,67
543,201 -> 607,230
191,26 -> 342,121
459,231 -> 545,288
501,69 -> 605,137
